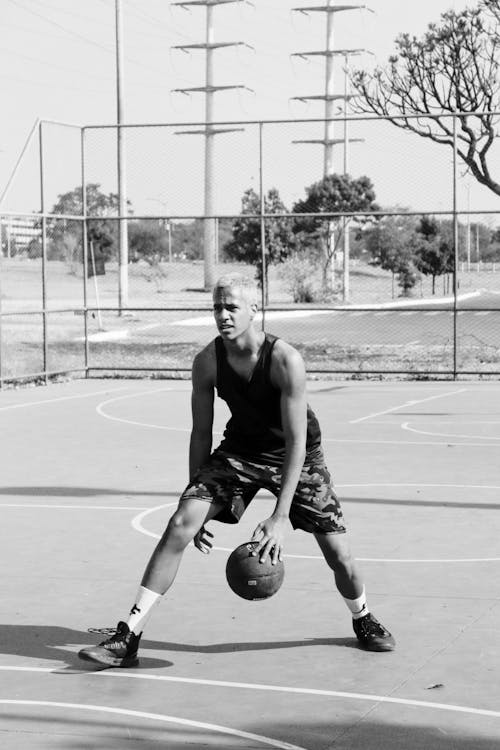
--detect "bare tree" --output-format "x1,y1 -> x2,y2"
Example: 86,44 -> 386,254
351,3 -> 500,195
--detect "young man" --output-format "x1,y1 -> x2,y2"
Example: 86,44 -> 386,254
79,273 -> 395,668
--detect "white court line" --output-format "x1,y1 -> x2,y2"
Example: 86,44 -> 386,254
401,422 -> 500,441
0,698 -> 306,750
95,390 -> 490,445
322,437 -> 500,447
96,389 -> 224,435
0,504 -> 149,510
0,385 -> 131,412
96,387 -> 190,432
131,503 -> 176,539
1,670 -> 500,723
130,491 -> 500,563
349,389 -> 468,424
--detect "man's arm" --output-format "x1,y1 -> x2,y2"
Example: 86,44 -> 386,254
251,341 -> 308,563
189,346 -> 217,554
189,346 -> 215,481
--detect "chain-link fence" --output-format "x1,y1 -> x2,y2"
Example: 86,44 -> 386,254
1,114 -> 499,384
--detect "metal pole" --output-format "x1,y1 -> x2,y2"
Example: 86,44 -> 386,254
324,0 -> 335,176
39,122 -> 48,384
81,128 -> 89,376
324,1 -> 336,291
115,0 -> 129,311
0,217 -> 3,387
452,114 -> 459,379
204,2 -> 217,291
259,122 -> 266,328
466,183 -> 470,271
342,57 -> 350,302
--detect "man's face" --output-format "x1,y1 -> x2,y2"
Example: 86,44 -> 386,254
213,286 -> 256,340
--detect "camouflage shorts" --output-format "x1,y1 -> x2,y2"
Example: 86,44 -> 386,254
180,449 -> 346,535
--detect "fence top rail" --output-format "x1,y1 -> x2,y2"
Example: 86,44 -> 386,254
0,212 -> 85,221
2,209 -> 499,223
75,109 -> 500,131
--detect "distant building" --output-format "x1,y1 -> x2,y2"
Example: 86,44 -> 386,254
0,217 -> 40,257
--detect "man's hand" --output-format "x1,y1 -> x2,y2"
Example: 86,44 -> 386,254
251,514 -> 288,564
194,524 -> 214,554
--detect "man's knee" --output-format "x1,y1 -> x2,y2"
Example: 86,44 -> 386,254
163,508 -> 199,548
317,534 -> 354,571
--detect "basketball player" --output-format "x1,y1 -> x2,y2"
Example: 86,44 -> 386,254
79,273 -> 395,667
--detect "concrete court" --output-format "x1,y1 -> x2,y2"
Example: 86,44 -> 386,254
0,377 -> 499,749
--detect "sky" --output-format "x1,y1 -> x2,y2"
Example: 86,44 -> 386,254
2,0 -> 496,220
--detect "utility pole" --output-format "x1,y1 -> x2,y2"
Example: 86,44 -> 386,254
115,0 -> 129,312
172,0 -> 252,291
291,2 -> 372,300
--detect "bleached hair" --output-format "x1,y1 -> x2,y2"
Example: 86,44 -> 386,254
213,273 -> 259,305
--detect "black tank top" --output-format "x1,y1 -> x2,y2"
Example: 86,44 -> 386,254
215,333 -> 322,465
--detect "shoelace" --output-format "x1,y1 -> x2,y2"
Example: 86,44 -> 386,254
88,627 -> 117,636
358,617 -> 386,637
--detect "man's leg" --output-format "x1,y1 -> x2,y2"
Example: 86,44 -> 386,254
314,531 -> 395,652
141,497 -> 224,594
78,497 -> 223,667
314,531 -> 364,600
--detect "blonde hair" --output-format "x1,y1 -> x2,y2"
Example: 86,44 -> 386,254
213,273 -> 259,305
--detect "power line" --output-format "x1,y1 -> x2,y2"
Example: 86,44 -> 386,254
6,0 -> 115,54
0,46 -> 114,81
6,0 -> 178,79
0,72 -> 109,95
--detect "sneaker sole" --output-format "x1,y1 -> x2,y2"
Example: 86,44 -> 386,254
357,639 -> 396,652
78,648 -> 139,668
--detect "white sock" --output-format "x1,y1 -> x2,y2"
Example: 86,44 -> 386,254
126,586 -> 162,635
343,587 -> 369,620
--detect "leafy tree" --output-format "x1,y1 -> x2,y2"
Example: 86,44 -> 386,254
128,220 -> 170,264
364,213 -> 421,296
351,3 -> 500,195
292,174 -> 379,293
414,217 -> 454,294
27,238 -> 42,259
48,183 -> 132,264
223,188 -> 295,292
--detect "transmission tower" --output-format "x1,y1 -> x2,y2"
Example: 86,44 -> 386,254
291,3 -> 372,176
291,2 -> 373,300
172,0 -> 253,290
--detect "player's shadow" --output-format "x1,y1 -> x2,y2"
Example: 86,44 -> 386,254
149,636 -> 357,653
0,624 -> 172,671
0,624 -> 357,673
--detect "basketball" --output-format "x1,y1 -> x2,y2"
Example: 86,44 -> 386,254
225,542 -> 285,601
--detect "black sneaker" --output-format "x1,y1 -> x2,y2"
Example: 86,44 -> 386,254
353,613 -> 395,652
78,622 -> 141,668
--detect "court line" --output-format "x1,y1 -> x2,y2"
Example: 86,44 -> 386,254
0,385 -> 132,412
0,698 -> 307,750
0,504 -> 149,510
2,669 -> 500,722
401,422 -> 500,441
349,389 -> 468,424
96,387 -> 193,432
131,503 -> 177,538
322,437 -> 500,447
130,494 -> 500,563
94,386 -> 493,447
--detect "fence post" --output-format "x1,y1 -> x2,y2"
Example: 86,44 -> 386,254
81,127 -> 89,377
0,219 -> 3,388
259,121 -> 266,329
452,113 -> 458,380
39,122 -> 49,384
